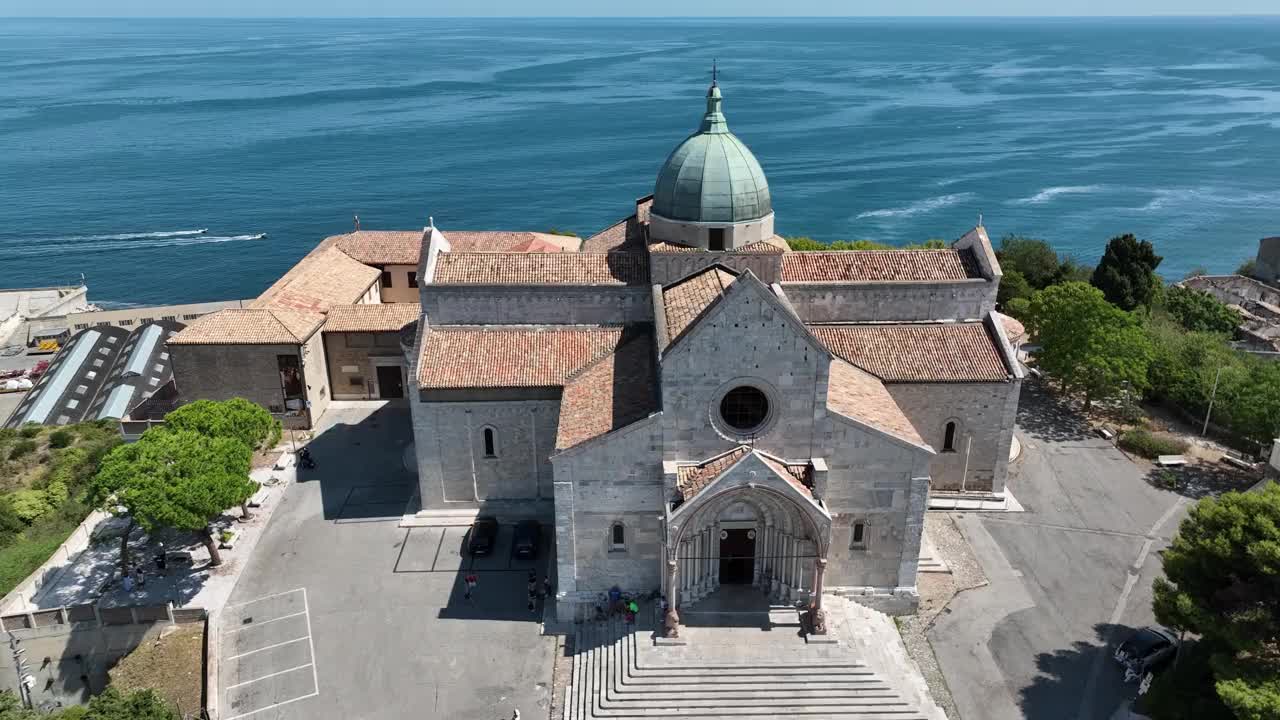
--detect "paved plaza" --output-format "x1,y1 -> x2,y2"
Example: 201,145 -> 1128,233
219,402 -> 556,720
930,383 -> 1189,720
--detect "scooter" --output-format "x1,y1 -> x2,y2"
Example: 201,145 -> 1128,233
297,447 -> 316,469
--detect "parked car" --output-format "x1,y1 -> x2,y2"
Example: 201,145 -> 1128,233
1114,626 -> 1179,682
467,517 -> 499,556
512,519 -> 540,559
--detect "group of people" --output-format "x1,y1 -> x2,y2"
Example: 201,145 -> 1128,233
462,571 -> 552,613
120,545 -> 170,594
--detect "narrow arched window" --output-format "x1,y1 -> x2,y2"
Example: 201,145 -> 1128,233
943,422 -> 957,452
482,427 -> 496,458
611,522 -> 626,550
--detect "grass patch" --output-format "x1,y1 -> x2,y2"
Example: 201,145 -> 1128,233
0,514 -> 81,596
1118,429 -> 1189,459
109,622 -> 205,718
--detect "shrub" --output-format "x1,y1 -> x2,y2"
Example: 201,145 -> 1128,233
7,440 -> 36,461
0,503 -> 23,548
1118,429 -> 1189,459
6,490 -> 53,524
18,425 -> 40,439
47,429 -> 74,449
43,480 -> 68,505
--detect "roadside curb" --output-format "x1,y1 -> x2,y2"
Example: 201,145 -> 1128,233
204,607 -> 221,720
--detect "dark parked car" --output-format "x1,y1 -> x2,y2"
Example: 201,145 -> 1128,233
513,519 -> 540,559
467,517 -> 499,556
1114,626 -> 1179,682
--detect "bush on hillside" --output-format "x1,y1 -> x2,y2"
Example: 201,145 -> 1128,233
7,490 -> 53,524
48,429 -> 74,449
8,440 -> 36,461
1118,429 -> 1189,459
0,503 -> 23,548
18,425 -> 40,439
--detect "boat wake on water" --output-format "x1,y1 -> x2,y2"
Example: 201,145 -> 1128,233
5,231 -> 267,258
23,228 -> 210,243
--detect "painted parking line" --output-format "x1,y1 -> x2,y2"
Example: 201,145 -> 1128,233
221,588 -> 319,720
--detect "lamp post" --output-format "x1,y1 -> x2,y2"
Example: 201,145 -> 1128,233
1202,367 -> 1224,437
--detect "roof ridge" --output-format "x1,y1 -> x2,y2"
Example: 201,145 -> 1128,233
561,332 -> 651,385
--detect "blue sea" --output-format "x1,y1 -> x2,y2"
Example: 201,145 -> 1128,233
1,17 -> 1278,305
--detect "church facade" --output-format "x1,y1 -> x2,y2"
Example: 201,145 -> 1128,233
407,79 -> 1024,626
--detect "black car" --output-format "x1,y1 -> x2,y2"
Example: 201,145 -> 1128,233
467,517 -> 499,556
512,519 -> 540,559
1114,626 -> 1179,682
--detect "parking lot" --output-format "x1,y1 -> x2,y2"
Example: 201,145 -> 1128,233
220,403 -> 556,720
220,589 -> 318,720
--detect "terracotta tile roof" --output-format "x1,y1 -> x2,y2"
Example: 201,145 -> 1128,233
648,239 -> 703,253
323,303 -> 421,333
997,312 -> 1026,345
582,214 -> 647,253
555,335 -> 657,451
676,446 -> 750,499
809,322 -> 1011,383
168,308 -> 323,345
254,244 -> 381,314
648,235 -> 787,255
780,248 -> 982,282
826,359 -> 925,447
417,326 -> 635,389
445,231 -> 579,253
335,231 -> 423,265
662,265 -> 738,343
431,252 -> 649,286
758,453 -> 815,496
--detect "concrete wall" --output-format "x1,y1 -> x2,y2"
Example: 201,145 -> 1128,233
378,264 -> 420,304
649,253 -> 783,286
421,286 -> 652,325
301,329 -> 330,425
170,342 -> 298,414
323,332 -> 406,400
660,280 -> 826,463
648,211 -> 775,252
1256,237 -> 1280,284
781,280 -> 997,323
887,380 -> 1020,494
412,396 -> 560,510
552,417 -> 663,607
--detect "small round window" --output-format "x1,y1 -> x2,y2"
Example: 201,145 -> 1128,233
719,386 -> 770,431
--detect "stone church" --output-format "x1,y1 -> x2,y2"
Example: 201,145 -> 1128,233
406,78 -> 1024,629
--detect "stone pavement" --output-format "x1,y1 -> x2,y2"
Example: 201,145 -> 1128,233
25,451 -> 297,613
563,592 -> 945,719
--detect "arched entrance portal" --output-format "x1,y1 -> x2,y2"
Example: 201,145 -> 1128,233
665,483 -> 831,634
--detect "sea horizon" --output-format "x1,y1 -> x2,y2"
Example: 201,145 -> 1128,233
2,16 -> 1277,305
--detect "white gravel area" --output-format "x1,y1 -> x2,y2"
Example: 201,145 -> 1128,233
898,512 -> 989,720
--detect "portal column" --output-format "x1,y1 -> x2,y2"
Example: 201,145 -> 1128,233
664,558 -> 680,638
809,557 -> 828,635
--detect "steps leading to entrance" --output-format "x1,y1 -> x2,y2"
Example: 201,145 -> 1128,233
562,608 -> 936,720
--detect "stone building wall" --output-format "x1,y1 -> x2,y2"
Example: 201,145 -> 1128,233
412,396 -> 559,510
886,380 -> 1020,494
300,329 -> 330,424
377,264 -> 420,304
780,280 -> 997,322
170,342 -> 297,414
323,331 -> 405,400
660,280 -> 826,463
648,252 -> 783,286
421,286 -> 652,325
820,417 -> 932,596
551,416 -> 664,615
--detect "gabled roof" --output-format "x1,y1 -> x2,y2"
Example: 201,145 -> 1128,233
826,358 -> 927,449
555,335 -> 657,451
674,447 -> 814,502
323,303 -> 421,333
332,229 -> 576,266
444,231 -> 580,253
335,231 -> 424,265
416,326 -> 635,389
168,308 -> 323,345
431,252 -> 649,286
253,244 -> 381,314
809,322 -> 1011,383
780,248 -> 982,283
661,265 -> 739,344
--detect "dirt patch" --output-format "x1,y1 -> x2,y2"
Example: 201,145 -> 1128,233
109,620 -> 205,717
898,513 -> 990,720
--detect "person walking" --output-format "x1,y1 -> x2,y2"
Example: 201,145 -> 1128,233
542,575 -> 552,598
464,574 -> 478,601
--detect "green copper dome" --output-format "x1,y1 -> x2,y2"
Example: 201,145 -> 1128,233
652,82 -> 772,224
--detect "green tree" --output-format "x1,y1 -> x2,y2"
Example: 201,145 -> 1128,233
1025,282 -> 1153,408
997,269 -> 1034,308
1153,484 -> 1280,720
1091,233 -> 1163,310
1237,259 -> 1258,278
997,235 -> 1063,289
1163,285 -> 1241,334
81,687 -> 177,720
92,429 -> 255,568
163,398 -> 280,453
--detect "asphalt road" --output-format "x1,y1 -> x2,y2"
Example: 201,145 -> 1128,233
220,402 -> 555,720
930,385 -> 1188,720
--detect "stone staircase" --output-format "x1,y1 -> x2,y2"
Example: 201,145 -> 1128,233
561,601 -> 941,719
